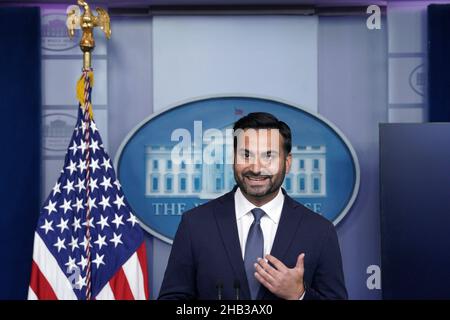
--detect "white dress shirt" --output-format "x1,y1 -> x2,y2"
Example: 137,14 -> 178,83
234,187 -> 305,300
234,187 -> 284,259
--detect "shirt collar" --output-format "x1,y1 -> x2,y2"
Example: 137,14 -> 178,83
234,187 -> 284,224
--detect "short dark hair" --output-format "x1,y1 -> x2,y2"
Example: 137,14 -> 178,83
233,112 -> 292,155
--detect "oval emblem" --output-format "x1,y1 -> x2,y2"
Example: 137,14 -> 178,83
43,113 -> 77,152
409,63 -> 425,96
41,13 -> 81,52
116,96 -> 360,243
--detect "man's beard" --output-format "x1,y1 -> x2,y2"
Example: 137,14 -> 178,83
234,165 -> 286,198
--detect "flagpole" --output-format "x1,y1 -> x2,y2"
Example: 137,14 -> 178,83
66,0 -> 111,300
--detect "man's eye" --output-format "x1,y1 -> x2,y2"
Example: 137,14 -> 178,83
240,151 -> 250,159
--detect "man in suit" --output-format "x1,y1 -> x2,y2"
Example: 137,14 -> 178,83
158,112 -> 347,300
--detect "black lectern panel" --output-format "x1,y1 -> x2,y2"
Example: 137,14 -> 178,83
380,123 -> 450,299
429,4 -> 450,122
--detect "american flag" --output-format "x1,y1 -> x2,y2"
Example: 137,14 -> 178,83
28,70 -> 149,300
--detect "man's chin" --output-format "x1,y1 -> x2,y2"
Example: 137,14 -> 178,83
242,185 -> 272,197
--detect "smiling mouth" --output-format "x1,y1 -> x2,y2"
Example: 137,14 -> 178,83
244,175 -> 271,184
246,176 -> 268,180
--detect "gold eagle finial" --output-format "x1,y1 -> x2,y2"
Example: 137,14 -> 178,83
67,0 -> 111,69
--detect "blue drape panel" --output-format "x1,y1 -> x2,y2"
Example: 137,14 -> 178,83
0,7 -> 41,299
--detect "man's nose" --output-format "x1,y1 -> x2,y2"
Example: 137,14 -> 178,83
249,156 -> 262,173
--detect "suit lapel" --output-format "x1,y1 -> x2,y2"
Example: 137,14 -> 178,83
270,194 -> 302,259
258,192 -> 304,300
213,188 -> 251,300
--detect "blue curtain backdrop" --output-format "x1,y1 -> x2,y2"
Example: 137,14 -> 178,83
428,4 -> 450,122
0,7 -> 41,299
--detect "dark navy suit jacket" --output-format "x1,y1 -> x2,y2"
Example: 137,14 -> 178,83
158,187 -> 348,300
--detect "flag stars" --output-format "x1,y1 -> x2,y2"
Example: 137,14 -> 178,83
54,237 -> 66,252
77,159 -> 87,174
96,215 -> 109,230
92,253 -> 105,269
52,182 -> 61,196
65,160 -> 77,175
87,197 -> 97,210
56,218 -> 69,233
72,217 -> 81,232
101,157 -> 112,172
112,213 -> 125,229
69,236 -> 79,252
82,216 -> 94,228
40,219 -> 54,234
63,179 -> 75,195
90,138 -> 100,154
127,214 -> 139,227
79,236 -> 93,251
80,122 -> 87,135
110,232 -> 123,248
44,200 -> 57,215
90,121 -> 98,134
94,234 -> 108,250
89,178 -> 99,192
100,176 -> 112,192
69,141 -> 78,156
75,274 -> 87,290
89,158 -> 100,173
99,195 -> 111,211
77,255 -> 88,271
75,178 -> 86,193
72,197 -> 84,213
113,195 -> 125,210
60,198 -> 72,214
65,256 -> 77,272
78,140 -> 87,154
114,180 -> 121,190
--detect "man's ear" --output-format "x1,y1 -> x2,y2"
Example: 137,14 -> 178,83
285,153 -> 292,173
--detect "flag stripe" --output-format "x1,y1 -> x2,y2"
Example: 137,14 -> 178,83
122,250 -> 146,300
31,232 -> 77,300
109,267 -> 135,300
28,286 -> 38,300
96,282 -> 115,300
29,260 -> 57,300
136,242 -> 149,299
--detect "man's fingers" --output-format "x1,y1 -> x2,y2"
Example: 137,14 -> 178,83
256,257 -> 279,277
254,262 -> 276,284
255,271 -> 275,292
265,254 -> 287,272
296,253 -> 305,270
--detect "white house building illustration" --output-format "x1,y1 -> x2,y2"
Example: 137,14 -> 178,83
145,143 -> 326,199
